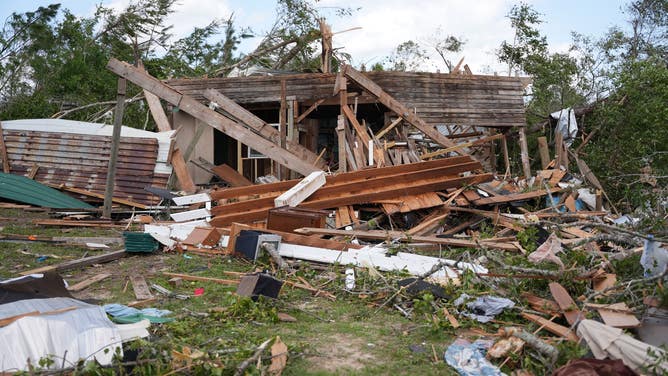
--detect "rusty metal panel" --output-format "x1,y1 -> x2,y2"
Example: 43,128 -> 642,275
4,129 -> 166,205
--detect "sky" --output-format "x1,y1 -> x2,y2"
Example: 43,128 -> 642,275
0,0 -> 631,74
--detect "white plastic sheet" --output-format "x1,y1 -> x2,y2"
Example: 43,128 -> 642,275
0,297 -> 122,372
550,108 -> 578,147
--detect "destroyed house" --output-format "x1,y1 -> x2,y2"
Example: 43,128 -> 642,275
162,68 -> 527,185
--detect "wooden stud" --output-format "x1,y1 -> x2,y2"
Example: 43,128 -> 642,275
537,136 -> 550,169
518,127 -> 531,181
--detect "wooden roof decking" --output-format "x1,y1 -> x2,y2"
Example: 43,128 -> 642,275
166,71 -> 526,128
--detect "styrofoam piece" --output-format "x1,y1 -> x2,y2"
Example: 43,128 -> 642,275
116,319 -> 150,342
172,193 -> 211,206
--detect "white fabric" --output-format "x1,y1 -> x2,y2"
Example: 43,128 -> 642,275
577,319 -> 668,372
0,297 -> 122,372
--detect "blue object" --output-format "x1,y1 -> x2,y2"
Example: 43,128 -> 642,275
36,256 -> 48,262
545,196 -> 566,212
104,304 -> 173,324
445,338 -> 503,376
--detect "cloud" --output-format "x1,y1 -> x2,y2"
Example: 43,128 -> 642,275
317,0 -> 521,73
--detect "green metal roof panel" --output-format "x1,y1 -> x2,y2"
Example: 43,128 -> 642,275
0,172 -> 94,209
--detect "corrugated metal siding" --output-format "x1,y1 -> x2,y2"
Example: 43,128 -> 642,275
165,71 -> 526,128
3,130 -> 168,205
0,172 -> 94,208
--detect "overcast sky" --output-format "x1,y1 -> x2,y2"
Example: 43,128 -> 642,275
2,0 -> 630,74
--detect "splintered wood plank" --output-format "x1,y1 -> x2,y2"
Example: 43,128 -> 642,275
274,171 -> 326,207
549,282 -> 583,326
343,65 -> 461,151
106,58 -> 320,176
549,169 -> 566,186
67,273 -> 111,292
407,210 -> 448,236
522,292 -> 561,316
521,312 -> 579,342
131,275 -> 154,300
593,273 -> 617,292
20,249 -> 127,275
211,163 -> 252,187
587,302 -> 640,328
203,88 -> 321,166
144,91 -> 172,132
379,192 -> 443,214
473,188 -> 563,206
170,148 -> 196,193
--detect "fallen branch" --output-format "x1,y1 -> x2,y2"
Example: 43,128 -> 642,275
234,338 -> 273,376
503,327 -> 558,364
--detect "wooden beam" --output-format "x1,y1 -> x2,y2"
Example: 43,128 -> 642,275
337,115 -> 346,173
521,312 -> 579,342
203,89 -> 321,167
420,134 -> 505,160
138,61 -> 172,132
343,65 -> 461,151
170,148 -> 197,193
191,158 -> 252,187
375,116 -> 403,139
106,58 -> 320,177
274,171 -> 326,207
19,249 -> 127,275
342,105 -> 371,146
144,91 -> 172,132
67,273 -> 111,292
103,77 -> 126,218
0,121 -> 10,173
537,136 -> 550,169
50,184 -> 148,209
131,275 -> 154,300
472,188 -> 562,206
296,98 -> 325,123
518,127 -> 532,181
294,227 -> 518,251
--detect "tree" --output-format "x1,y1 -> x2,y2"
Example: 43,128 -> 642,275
425,27 -> 465,73
0,4 -> 60,99
385,40 -> 429,71
497,2 -> 548,76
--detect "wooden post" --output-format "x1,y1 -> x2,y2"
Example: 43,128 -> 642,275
319,19 -> 333,73
554,131 -> 564,168
279,80 -> 287,180
500,132 -> 511,177
103,77 -> 126,218
337,115 -> 346,173
0,121 -> 10,173
537,136 -> 550,169
518,127 -> 531,181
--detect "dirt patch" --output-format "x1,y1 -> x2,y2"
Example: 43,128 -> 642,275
307,333 -> 376,372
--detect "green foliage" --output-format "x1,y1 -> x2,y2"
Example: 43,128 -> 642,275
516,226 -> 539,253
497,2 -> 547,76
582,58 -> 668,211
